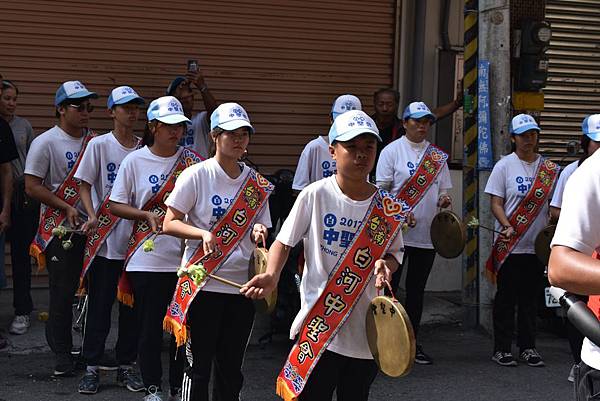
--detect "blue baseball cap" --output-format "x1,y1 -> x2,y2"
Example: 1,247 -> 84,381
54,81 -> 98,106
210,103 -> 254,134
402,101 -> 436,122
582,114 -> 600,141
328,110 -> 381,144
510,113 -> 540,135
146,96 -> 191,125
107,86 -> 145,109
166,76 -> 188,96
331,94 -> 362,120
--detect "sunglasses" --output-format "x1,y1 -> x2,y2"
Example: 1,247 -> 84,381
68,103 -> 94,113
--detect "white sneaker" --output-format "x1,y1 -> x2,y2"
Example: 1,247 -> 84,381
143,385 -> 164,401
9,315 -> 30,335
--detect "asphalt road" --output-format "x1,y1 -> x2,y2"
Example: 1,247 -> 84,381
0,290 -> 575,401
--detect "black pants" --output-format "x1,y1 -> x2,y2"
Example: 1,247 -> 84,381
10,205 -> 39,315
183,291 -> 255,401
575,361 -> 600,400
45,234 -> 86,356
493,253 -> 544,352
129,271 -> 183,390
299,350 -> 378,401
82,256 -> 138,366
390,246 -> 436,338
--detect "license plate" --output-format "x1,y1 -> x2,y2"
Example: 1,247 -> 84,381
545,287 -> 560,308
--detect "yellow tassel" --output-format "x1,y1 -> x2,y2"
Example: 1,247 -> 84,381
117,289 -> 134,307
483,268 -> 497,284
276,377 -> 297,401
29,244 -> 46,272
163,317 -> 187,347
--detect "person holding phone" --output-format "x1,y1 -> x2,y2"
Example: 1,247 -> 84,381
166,59 -> 218,159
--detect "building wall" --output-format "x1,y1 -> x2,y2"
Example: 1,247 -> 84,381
1,0 -> 399,175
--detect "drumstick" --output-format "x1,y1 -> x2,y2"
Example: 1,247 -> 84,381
205,273 -> 243,289
466,217 -> 504,235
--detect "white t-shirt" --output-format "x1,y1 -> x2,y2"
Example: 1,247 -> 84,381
550,160 -> 578,209
277,176 -> 404,359
484,152 -> 552,254
292,136 -> 336,191
24,125 -> 88,221
74,132 -> 137,260
550,150 -> 600,370
165,158 -> 272,294
375,136 -> 452,248
180,112 -> 210,159
109,146 -> 186,272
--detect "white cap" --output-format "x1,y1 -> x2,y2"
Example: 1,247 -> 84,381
210,103 -> 254,134
582,114 -> 600,141
331,94 -> 362,120
107,86 -> 145,108
54,81 -> 98,106
146,96 -> 191,125
510,113 -> 540,135
328,110 -> 381,144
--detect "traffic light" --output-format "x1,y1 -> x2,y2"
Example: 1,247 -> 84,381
515,20 -> 552,91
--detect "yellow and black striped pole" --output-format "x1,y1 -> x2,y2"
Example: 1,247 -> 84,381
463,0 -> 479,326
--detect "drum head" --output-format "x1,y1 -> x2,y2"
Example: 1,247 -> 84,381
430,210 -> 467,259
534,224 -> 556,266
249,247 -> 277,314
366,296 -> 415,377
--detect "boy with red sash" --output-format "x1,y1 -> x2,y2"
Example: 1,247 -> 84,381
24,80 -> 97,376
162,102 -> 272,401
375,101 -> 452,365
109,96 -> 202,401
73,86 -> 146,394
485,114 -> 559,368
550,114 -> 600,399
242,110 -> 405,401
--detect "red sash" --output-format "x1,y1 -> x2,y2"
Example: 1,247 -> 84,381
79,138 -> 143,286
395,144 -> 448,213
116,147 -> 203,306
485,158 -> 559,280
29,131 -> 96,269
588,252 -> 600,319
276,190 -> 405,401
163,169 -> 274,346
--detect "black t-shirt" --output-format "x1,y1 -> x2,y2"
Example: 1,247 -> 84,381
0,118 -> 18,164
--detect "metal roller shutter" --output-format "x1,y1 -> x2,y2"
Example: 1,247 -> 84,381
0,0 -> 398,174
540,0 -> 600,160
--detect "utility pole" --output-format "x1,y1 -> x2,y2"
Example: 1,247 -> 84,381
477,0 -> 511,332
462,0 -> 479,328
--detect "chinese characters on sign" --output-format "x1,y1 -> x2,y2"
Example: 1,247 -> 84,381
478,60 -> 493,170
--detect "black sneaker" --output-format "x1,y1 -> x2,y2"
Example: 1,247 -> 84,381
54,353 -> 75,376
414,344 -> 433,365
117,366 -> 145,392
492,351 -> 517,367
78,371 -> 100,394
519,348 -> 545,367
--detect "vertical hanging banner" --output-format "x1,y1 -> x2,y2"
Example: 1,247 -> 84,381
477,60 -> 493,170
